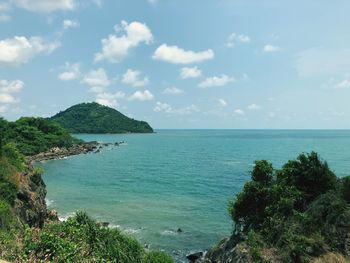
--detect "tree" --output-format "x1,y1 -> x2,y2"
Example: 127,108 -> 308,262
252,160 -> 274,186
277,152 -> 337,207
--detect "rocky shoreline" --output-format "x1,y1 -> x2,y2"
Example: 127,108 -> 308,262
27,141 -> 126,163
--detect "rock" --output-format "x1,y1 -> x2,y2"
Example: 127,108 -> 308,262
114,142 -> 120,146
47,209 -> 59,221
13,164 -> 47,228
197,234 -> 252,263
186,251 -> 203,262
101,222 -> 109,227
177,228 -> 183,233
28,142 -> 99,162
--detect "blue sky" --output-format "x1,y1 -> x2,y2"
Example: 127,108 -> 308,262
1,0 -> 350,129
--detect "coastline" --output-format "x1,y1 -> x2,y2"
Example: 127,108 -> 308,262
27,140 -> 127,163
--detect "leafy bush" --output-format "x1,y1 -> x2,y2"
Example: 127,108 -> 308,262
23,212 -> 173,263
228,152 -> 350,262
1,117 -> 82,156
143,251 -> 175,263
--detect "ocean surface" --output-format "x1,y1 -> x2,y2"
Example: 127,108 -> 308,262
39,130 -> 350,262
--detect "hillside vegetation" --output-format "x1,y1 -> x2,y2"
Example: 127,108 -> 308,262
0,117 -> 82,156
0,117 -> 172,263
204,152 -> 350,262
50,102 -> 154,134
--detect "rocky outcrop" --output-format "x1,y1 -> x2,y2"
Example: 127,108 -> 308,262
196,235 -> 252,263
28,142 -> 98,162
13,164 -> 47,227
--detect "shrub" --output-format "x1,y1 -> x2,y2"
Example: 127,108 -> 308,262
22,212 -> 173,263
144,251 -> 175,263
228,152 -> 350,262
277,152 -> 337,207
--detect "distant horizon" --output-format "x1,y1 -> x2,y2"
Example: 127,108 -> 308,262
1,1 -> 350,129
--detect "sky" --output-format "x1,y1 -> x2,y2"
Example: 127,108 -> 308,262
1,0 -> 350,129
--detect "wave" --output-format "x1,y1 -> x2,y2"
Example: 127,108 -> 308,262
45,198 -> 54,207
161,230 -> 178,236
58,212 -> 76,222
108,223 -> 121,229
123,227 -> 142,235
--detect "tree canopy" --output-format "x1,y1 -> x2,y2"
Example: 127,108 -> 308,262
229,152 -> 350,262
50,102 -> 154,134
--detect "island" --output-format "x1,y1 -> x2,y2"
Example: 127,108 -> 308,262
49,102 -> 154,134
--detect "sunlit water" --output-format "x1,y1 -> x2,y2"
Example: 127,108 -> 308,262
39,130 -> 350,262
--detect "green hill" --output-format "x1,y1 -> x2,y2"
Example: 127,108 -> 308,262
0,117 -> 82,156
49,102 -> 154,134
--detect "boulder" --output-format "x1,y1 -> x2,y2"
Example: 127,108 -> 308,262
186,251 -> 203,262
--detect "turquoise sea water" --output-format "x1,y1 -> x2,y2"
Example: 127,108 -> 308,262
40,130 -> 350,262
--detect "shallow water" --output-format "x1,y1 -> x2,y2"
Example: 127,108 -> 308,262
40,130 -> 350,262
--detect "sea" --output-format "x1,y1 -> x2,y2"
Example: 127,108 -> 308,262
39,130 -> 350,262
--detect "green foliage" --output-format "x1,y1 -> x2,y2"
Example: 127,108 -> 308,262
229,152 -> 350,262
22,212 -> 173,263
143,251 -> 175,263
0,154 -> 19,205
340,176 -> 350,203
50,102 -> 154,134
252,160 -> 274,186
1,117 -> 82,156
0,199 -> 18,231
246,231 -> 269,263
277,152 -> 337,207
2,142 -> 25,170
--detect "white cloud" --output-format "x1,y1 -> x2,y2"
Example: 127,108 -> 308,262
263,44 -> 280,53
122,69 -> 149,87
154,102 -> 172,113
199,74 -> 235,88
226,33 -> 250,48
0,2 -> 10,22
234,109 -> 244,115
63,19 -> 80,29
218,98 -> 227,107
58,62 -> 80,81
296,48 -> 350,77
153,44 -> 214,64
0,14 -> 10,22
147,0 -> 158,4
163,86 -> 184,95
180,66 -> 202,79
268,112 -> 276,118
0,3 -> 10,13
334,79 -> 350,89
95,20 -> 153,63
92,0 -> 102,7
0,79 -> 24,106
82,68 -> 110,92
13,0 -> 77,12
154,101 -> 199,115
323,78 -> 350,90
247,103 -> 261,110
129,90 -> 154,101
0,105 -> 6,113
174,104 -> 199,115
0,36 -> 60,66
96,91 -> 125,107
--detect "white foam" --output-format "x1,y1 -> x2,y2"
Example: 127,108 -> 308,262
161,230 -> 177,236
108,223 -> 121,229
123,227 -> 142,235
58,212 -> 75,222
45,198 -> 54,207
